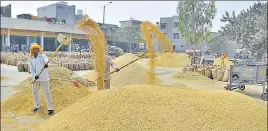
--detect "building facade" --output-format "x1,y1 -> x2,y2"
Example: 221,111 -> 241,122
37,1 -> 76,25
1,16 -> 89,52
119,19 -> 142,29
159,15 -> 187,52
1,4 -> 11,17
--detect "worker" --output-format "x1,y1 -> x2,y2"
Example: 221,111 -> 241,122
29,43 -> 54,115
104,54 -> 120,89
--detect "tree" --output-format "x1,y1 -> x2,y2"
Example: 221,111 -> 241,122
112,26 -> 143,52
177,0 -> 217,61
220,2 -> 267,60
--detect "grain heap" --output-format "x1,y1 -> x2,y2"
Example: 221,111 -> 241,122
155,53 -> 192,68
174,71 -> 216,84
35,85 -> 267,131
1,67 -> 92,117
140,21 -> 173,84
84,53 -> 162,88
77,15 -> 107,90
14,67 -> 74,90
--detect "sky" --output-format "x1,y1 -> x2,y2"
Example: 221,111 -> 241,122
1,1 -> 265,32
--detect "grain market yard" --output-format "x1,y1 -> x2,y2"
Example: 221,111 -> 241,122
1,58 -> 267,130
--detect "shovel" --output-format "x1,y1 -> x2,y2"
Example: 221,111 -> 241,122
95,51 -> 148,81
32,33 -> 72,84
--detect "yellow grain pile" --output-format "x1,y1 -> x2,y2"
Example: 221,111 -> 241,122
14,67 -> 73,90
1,82 -> 91,116
140,21 -> 173,84
155,53 -> 192,68
174,71 -> 216,84
84,53 -> 162,87
77,15 -> 107,90
35,84 -> 267,131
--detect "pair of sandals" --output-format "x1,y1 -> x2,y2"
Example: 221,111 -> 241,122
33,108 -> 54,115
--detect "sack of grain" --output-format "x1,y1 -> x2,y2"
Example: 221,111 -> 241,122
205,68 -> 212,79
84,62 -> 89,70
62,63 -> 69,69
68,63 -> 74,71
23,63 -> 29,72
197,68 -> 205,75
187,67 -> 194,72
78,63 -> 85,70
89,62 -> 95,70
10,58 -> 17,66
211,69 -> 217,79
74,63 -> 79,71
182,66 -> 187,72
17,61 -> 25,72
217,69 -> 225,81
222,70 -> 230,82
193,66 -> 198,72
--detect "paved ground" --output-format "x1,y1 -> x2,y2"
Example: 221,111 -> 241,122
1,60 -> 267,130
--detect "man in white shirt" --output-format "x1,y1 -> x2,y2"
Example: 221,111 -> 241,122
104,54 -> 120,89
29,43 -> 54,115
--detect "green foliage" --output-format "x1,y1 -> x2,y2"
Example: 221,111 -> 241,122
177,1 -> 217,47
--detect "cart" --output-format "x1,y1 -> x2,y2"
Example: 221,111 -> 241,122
224,62 -> 267,101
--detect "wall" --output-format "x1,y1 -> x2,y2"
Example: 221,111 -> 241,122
55,4 -> 76,25
1,4 -> 11,17
37,3 -> 76,25
120,21 -> 132,29
37,4 -> 57,18
160,16 -> 186,52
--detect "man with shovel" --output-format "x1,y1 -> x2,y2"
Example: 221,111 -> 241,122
104,54 -> 120,89
29,43 -> 54,115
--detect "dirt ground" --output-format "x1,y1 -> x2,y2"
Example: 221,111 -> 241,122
1,60 -> 267,130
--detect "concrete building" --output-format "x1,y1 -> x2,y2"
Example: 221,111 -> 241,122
17,13 -> 32,20
159,15 -> 187,52
37,1 -> 76,25
119,19 -> 142,28
1,4 -> 11,17
1,16 -> 88,52
0,16 -> 118,52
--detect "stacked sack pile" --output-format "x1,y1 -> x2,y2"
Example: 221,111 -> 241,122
182,53 -> 233,83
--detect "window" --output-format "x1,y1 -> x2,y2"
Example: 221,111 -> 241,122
174,22 -> 179,28
173,33 -> 180,39
160,23 -> 167,29
181,45 -> 184,47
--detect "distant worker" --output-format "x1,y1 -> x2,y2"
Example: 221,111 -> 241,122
104,54 -> 120,89
29,43 -> 54,115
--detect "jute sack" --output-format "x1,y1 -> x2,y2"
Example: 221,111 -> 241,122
23,63 -> 29,72
68,63 -> 74,71
74,63 -> 79,71
78,62 -> 85,70
187,67 -> 194,72
10,58 -> 17,66
17,61 -> 25,72
197,68 -> 205,76
84,62 -> 89,70
182,66 -> 187,72
222,70 -> 230,82
211,69 -> 217,80
217,69 -> 225,81
62,63 -> 69,69
205,68 -> 213,79
89,62 -> 95,70
193,66 -> 198,72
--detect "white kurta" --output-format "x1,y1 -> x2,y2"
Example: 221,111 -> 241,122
29,54 -> 49,81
